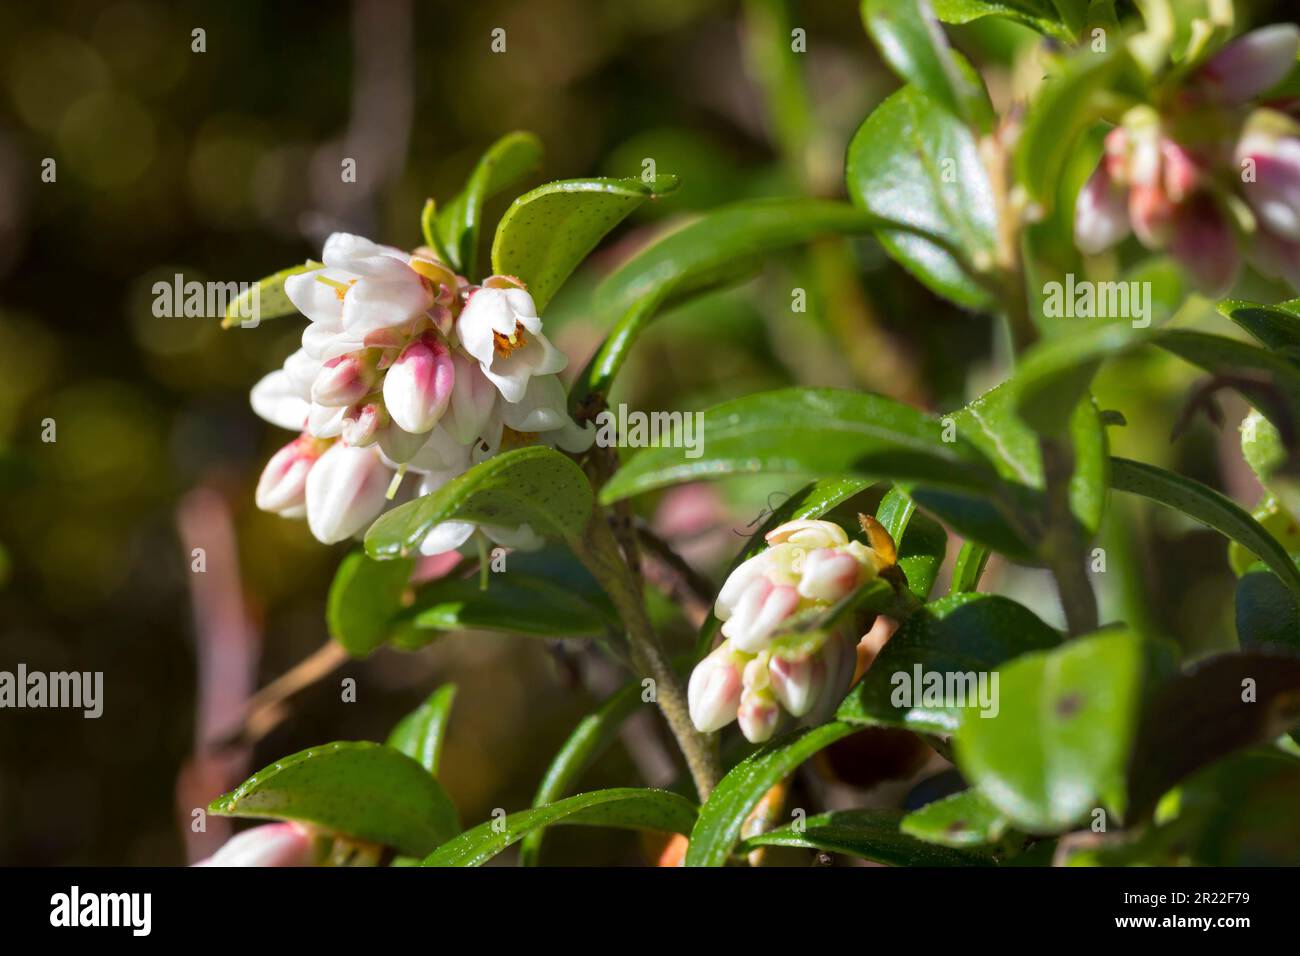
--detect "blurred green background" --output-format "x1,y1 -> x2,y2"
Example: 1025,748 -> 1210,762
0,0 -> 1292,865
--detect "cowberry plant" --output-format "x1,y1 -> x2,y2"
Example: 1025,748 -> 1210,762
205,1 -> 1300,868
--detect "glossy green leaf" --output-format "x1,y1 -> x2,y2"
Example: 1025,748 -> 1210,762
863,0 -> 989,127
519,680 -> 645,866
1110,456 -> 1300,601
492,175 -> 678,313
686,722 -> 859,867
1218,297 -> 1300,356
420,198 -> 455,267
838,592 -> 1060,734
1127,649 -> 1300,818
845,84 -> 997,309
738,808 -> 995,865
326,550 -> 414,657
875,486 -> 917,544
221,261 -> 321,329
600,388 -> 1000,505
900,788 -> 1011,848
366,447 -> 594,559
954,628 -> 1147,832
422,789 -> 697,867
1236,559 -> 1300,652
386,685 -> 457,777
436,131 -> 543,276
896,508 -> 948,600
209,741 -> 460,857
930,0 -> 1078,40
579,199 -> 877,401
696,477 -> 872,657
949,540 -> 990,593
1016,46 -> 1121,207
1229,499 -> 1300,576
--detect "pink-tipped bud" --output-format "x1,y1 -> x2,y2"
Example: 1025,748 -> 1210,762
383,333 -> 455,435
721,578 -> 801,653
797,548 -> 862,602
311,354 -> 372,407
737,688 -> 781,743
1128,182 -> 1176,249
688,645 -> 743,733
255,435 -> 322,516
305,442 -> 391,544
341,402 -> 384,448
1198,25 -> 1300,106
764,518 -> 847,549
769,652 -> 827,718
193,822 -> 318,867
1075,163 -> 1132,255
1103,126 -> 1129,182
1170,195 -> 1242,296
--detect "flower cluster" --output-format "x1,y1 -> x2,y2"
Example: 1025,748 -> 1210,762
1074,25 -> 1300,295
251,234 -> 593,550
688,519 -> 880,743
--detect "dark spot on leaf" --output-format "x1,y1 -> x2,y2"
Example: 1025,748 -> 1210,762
1056,693 -> 1083,718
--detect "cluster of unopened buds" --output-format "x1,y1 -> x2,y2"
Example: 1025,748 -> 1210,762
689,519 -> 883,743
252,233 -> 593,551
1075,24 -> 1300,294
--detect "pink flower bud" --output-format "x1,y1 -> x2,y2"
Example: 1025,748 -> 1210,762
305,442 -> 391,544
720,577 -> 801,653
797,548 -> 862,602
1075,163 -> 1132,255
737,688 -> 781,743
1161,140 -> 1202,203
1103,126 -> 1129,182
1237,128 -> 1300,242
764,518 -> 848,549
688,645 -> 743,733
1198,25 -> 1300,106
341,402 -> 384,447
193,822 -> 318,867
311,354 -> 372,407
769,652 -> 827,718
383,334 -> 455,435
255,435 -> 323,516
1170,195 -> 1241,296
1128,182 -> 1176,249
802,632 -> 858,726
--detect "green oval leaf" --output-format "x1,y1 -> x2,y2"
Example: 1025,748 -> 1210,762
599,387 -> 1000,505
492,175 -> 679,314
1110,456 -> 1300,601
837,592 -> 1060,733
327,550 -> 414,657
863,0 -> 990,127
519,680 -> 645,866
386,685 -> 457,777
1218,297 -> 1300,355
422,788 -> 697,867
395,571 -> 617,641
738,807 -> 996,865
209,741 -> 460,857
221,261 -> 322,329
930,0 -> 1079,41
1236,558 -> 1300,652
685,721 -> 859,867
846,84 -> 997,309
365,446 -> 594,559
899,788 -> 1011,848
436,131 -> 543,276
954,628 -> 1148,832
579,199 -> 877,401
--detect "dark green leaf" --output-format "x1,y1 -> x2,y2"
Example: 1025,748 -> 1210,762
579,199 -> 877,401
845,84 -> 997,308
930,0 -> 1078,40
1236,560 -> 1300,652
949,540 -> 990,593
365,447 -> 594,559
492,175 -> 679,313
837,592 -> 1060,734
326,550 -> 414,657
1218,297 -> 1300,356
900,788 -> 1011,848
386,685 -> 457,777
209,741 -> 460,857
738,808 -> 996,865
686,722 -> 859,867
1110,456 -> 1300,601
896,508 -> 948,600
422,788 -> 696,867
519,680 -> 645,866
436,131 -> 543,275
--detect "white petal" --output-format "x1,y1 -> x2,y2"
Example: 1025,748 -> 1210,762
250,369 -> 310,431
